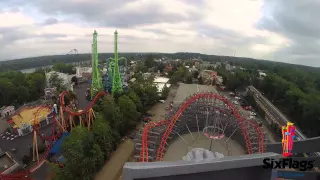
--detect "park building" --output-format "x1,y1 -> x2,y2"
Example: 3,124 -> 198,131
259,72 -> 267,79
198,62 -> 217,70
200,70 -> 223,86
0,106 -> 15,119
154,77 -> 171,96
75,66 -> 92,84
76,67 -> 92,78
0,149 -> 20,174
45,71 -> 75,91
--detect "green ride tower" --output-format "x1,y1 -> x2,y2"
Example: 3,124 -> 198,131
111,30 -> 123,94
91,30 -> 103,99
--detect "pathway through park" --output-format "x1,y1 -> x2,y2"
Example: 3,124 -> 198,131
94,139 -> 135,180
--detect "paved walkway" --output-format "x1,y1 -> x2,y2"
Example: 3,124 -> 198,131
74,83 -> 91,109
94,139 -> 135,180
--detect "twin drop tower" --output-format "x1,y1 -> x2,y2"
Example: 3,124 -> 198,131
91,30 -> 123,98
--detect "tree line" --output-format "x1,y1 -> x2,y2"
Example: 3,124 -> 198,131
0,70 -> 46,107
0,63 -> 79,108
3,52 -> 319,72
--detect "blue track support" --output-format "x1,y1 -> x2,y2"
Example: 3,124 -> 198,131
49,132 -> 70,155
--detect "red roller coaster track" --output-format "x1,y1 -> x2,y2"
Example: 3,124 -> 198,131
139,93 -> 265,162
0,91 -> 106,180
59,91 -> 106,116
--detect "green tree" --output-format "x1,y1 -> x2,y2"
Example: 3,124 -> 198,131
26,72 -> 46,100
127,91 -> 143,112
135,62 -> 148,73
118,95 -> 140,132
49,72 -> 66,91
52,127 -> 104,180
92,114 -> 115,158
185,74 -> 193,84
0,71 -> 46,106
52,63 -> 76,74
0,78 -> 16,106
130,77 -> 160,108
198,76 -> 203,85
192,71 -> 199,78
161,85 -> 170,99
95,95 -> 123,138
144,54 -> 155,68
169,73 -> 180,85
157,63 -> 166,72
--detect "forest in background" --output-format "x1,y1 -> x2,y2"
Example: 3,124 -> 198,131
1,52 -> 319,72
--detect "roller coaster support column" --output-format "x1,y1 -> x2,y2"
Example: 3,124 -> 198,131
32,130 -> 39,162
87,108 -> 95,130
60,103 -> 66,130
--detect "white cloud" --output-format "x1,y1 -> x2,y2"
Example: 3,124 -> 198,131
202,0 -> 263,35
0,0 -> 316,66
0,12 -> 34,27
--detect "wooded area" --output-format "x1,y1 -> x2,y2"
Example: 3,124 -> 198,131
0,70 -> 46,107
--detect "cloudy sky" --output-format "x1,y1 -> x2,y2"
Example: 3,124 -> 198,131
0,0 -> 319,66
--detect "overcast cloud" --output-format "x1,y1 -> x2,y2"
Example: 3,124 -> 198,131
0,0 -> 319,66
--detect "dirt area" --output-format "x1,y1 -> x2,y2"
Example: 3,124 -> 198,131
94,139 -> 135,180
173,84 -> 217,106
11,106 -> 51,128
163,132 -> 245,161
149,86 -> 178,122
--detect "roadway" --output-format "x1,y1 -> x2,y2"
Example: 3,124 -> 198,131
74,83 -> 91,109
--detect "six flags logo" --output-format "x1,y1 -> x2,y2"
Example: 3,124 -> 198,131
262,122 -> 315,172
281,122 -> 296,157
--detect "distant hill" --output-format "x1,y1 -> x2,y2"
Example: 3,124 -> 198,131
0,52 -> 319,73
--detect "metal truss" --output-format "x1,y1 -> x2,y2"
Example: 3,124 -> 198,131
134,92 -> 266,162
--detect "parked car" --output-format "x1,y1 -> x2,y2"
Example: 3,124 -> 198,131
243,106 -> 252,111
143,117 -> 152,122
229,92 -> 236,97
159,100 -> 165,103
235,96 -> 241,100
250,111 -> 256,116
218,86 -> 226,91
144,112 -> 153,117
233,101 -> 239,105
238,99 -> 246,103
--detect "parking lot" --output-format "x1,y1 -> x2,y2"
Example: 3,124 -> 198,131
217,91 -> 252,118
217,89 -> 276,143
